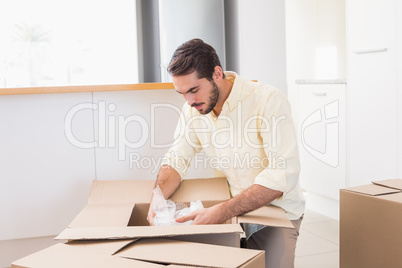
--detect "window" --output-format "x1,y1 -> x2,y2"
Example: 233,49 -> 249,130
0,0 -> 138,88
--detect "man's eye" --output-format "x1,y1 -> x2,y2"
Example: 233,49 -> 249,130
191,89 -> 199,94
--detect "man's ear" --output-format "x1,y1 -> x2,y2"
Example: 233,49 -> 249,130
213,66 -> 223,81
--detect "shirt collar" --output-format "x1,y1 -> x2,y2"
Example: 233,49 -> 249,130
221,71 -> 243,114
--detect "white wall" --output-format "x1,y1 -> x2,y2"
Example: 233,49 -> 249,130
91,90 -> 214,181
226,0 -> 287,93
0,90 -> 214,240
0,93 -> 95,240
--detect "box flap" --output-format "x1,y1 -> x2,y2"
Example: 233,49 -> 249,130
372,179 -> 402,191
116,238 -> 264,268
237,206 -> 294,228
343,183 -> 401,196
56,224 -> 244,241
88,180 -> 155,205
171,177 -> 230,202
11,243 -> 162,268
69,204 -> 135,227
377,192 -> 402,203
87,178 -> 230,205
67,239 -> 137,255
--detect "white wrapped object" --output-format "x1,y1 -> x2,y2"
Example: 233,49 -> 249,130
152,186 -> 204,226
152,186 -> 176,226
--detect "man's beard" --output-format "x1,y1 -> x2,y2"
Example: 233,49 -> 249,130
201,81 -> 219,115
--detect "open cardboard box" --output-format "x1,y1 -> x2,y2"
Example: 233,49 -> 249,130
57,177 -> 294,247
12,238 -> 265,268
340,179 -> 402,268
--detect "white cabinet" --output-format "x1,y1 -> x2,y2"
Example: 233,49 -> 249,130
298,83 -> 347,200
287,0 -> 401,219
347,0 -> 399,186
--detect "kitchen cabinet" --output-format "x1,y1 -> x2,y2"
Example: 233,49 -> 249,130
286,0 -> 401,219
298,82 -> 347,200
347,0 -> 399,187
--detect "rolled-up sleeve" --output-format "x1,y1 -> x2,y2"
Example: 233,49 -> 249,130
253,91 -> 301,194
161,104 -> 202,179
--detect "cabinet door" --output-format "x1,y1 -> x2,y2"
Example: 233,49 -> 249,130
347,0 -> 398,186
298,84 -> 347,200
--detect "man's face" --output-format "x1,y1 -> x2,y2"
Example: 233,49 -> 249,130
172,71 -> 219,115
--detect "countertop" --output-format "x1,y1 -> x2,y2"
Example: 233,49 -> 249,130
295,79 -> 347,85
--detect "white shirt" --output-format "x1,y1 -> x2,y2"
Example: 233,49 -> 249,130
162,72 -> 305,220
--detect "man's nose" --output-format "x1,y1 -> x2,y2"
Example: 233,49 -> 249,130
185,94 -> 196,106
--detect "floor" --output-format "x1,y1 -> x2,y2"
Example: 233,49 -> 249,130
295,210 -> 339,268
0,209 -> 339,268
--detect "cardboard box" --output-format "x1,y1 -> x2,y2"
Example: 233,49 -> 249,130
57,177 -> 294,247
11,242 -> 160,268
340,179 -> 402,268
12,238 -> 265,268
115,238 -> 265,267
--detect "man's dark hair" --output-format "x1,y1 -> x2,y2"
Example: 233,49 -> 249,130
167,38 -> 224,81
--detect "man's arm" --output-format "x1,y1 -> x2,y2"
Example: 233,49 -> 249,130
148,103 -> 202,225
175,184 -> 282,224
147,165 -> 181,225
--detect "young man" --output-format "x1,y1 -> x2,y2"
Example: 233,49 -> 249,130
147,39 -> 305,268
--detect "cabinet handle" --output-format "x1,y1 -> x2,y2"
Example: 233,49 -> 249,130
354,48 -> 387,54
313,92 -> 327,97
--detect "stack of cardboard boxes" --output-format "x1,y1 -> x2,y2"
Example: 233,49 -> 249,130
340,179 -> 402,268
12,177 -> 295,267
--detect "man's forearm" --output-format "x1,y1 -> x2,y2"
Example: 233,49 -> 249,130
154,165 -> 181,199
219,184 -> 283,221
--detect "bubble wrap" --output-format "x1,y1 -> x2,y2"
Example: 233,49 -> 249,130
152,186 -> 204,226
